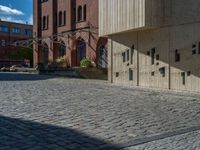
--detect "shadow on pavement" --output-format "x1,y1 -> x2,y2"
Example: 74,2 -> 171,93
0,73 -> 53,81
0,115 -> 121,150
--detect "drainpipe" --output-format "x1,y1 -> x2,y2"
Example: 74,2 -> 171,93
137,32 -> 139,86
110,36 -> 113,83
168,27 -> 171,90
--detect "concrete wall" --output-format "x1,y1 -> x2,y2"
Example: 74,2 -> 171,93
99,0 -> 200,36
101,0 -> 200,92
99,0 -> 146,36
99,0 -> 163,36
109,22 -> 200,92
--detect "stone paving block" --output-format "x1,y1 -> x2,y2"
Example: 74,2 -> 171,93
0,73 -> 200,149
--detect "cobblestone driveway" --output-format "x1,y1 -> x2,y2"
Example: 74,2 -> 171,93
0,73 -> 200,150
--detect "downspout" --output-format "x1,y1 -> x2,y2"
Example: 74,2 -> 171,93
168,27 -> 171,90
137,31 -> 139,86
110,36 -> 113,83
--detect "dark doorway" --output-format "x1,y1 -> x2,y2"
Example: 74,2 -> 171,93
41,44 -> 49,65
59,41 -> 66,57
77,39 -> 86,65
98,45 -> 107,68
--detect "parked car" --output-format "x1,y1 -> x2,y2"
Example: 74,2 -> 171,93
0,67 -> 9,72
10,64 -> 28,72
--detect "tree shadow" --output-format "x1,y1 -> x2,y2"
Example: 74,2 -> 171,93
0,115 -> 121,150
0,73 -> 53,81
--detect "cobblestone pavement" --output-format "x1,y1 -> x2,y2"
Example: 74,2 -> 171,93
0,73 -> 200,149
125,130 -> 200,150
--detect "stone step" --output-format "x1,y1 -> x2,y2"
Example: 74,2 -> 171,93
38,67 -> 107,80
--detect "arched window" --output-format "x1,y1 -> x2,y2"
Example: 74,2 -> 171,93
98,45 -> 107,68
41,43 -> 49,64
77,6 -> 82,22
59,11 -> 63,26
63,11 -> 66,25
43,16 -> 46,29
78,39 -> 86,61
59,41 -> 66,57
83,5 -> 87,21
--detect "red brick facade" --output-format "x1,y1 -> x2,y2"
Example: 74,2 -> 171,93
33,0 -> 107,68
0,20 -> 32,66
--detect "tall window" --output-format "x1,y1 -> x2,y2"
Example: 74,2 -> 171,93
129,68 -> 133,81
151,48 -> 155,65
122,52 -> 126,62
181,72 -> 186,85
42,16 -> 48,30
73,8 -> 76,23
130,45 -> 134,64
98,45 -> 107,68
63,11 -> 66,25
175,49 -> 180,62
83,5 -> 87,21
42,16 -> 46,30
59,41 -> 66,57
127,49 -> 129,61
59,11 -> 63,26
77,6 -> 82,22
78,39 -> 86,61
42,44 -> 49,64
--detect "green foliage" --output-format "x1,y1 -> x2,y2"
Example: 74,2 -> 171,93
10,47 -> 33,66
80,58 -> 92,68
55,55 -> 69,67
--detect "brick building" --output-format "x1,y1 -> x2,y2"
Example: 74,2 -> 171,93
33,0 -> 107,68
0,20 -> 33,66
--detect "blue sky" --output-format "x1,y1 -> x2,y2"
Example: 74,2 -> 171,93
0,0 -> 33,24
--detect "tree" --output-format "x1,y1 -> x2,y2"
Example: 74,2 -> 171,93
10,47 -> 33,67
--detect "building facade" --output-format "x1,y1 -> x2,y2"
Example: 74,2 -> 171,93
0,20 -> 33,66
99,0 -> 200,92
33,0 -> 107,68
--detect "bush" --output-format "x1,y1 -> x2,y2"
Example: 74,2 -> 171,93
80,58 -> 92,68
55,56 -> 69,67
10,47 -> 33,67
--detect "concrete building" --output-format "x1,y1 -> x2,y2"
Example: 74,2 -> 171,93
33,0 -> 107,68
99,0 -> 200,92
0,20 -> 32,66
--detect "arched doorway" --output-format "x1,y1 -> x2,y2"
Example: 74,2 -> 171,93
41,44 -> 49,65
77,39 -> 86,65
98,45 -> 107,68
59,41 -> 66,57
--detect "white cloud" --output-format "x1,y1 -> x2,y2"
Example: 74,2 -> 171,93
0,5 -> 24,15
0,16 -> 24,24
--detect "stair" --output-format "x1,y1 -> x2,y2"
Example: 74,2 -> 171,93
38,67 -> 107,80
